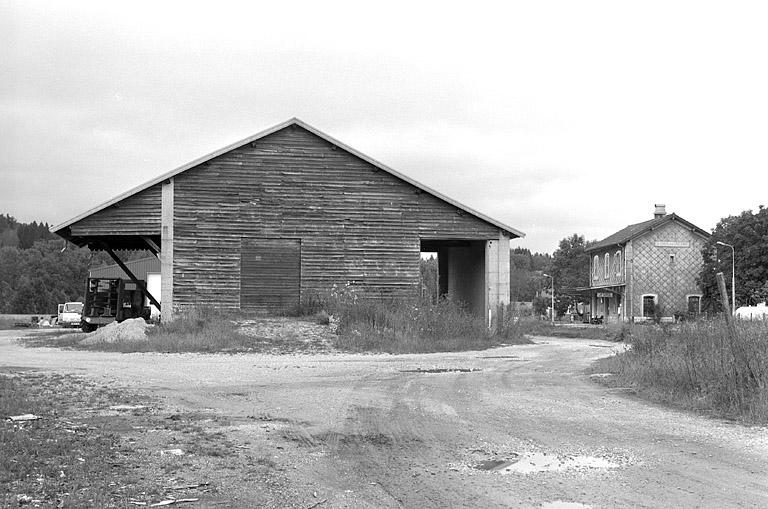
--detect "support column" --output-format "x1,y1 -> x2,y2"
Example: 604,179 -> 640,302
161,178 -> 174,322
625,241 -> 633,322
485,231 -> 511,329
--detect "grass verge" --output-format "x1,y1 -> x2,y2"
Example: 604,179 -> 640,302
330,298 -> 532,354
590,319 -> 768,423
518,320 -> 630,341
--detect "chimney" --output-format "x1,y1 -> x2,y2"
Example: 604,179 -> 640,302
654,204 -> 666,219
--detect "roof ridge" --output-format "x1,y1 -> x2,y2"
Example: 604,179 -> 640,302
586,213 -> 708,252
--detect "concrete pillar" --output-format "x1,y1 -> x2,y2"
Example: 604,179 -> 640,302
625,241 -> 633,322
161,178 -> 174,322
485,231 -> 511,329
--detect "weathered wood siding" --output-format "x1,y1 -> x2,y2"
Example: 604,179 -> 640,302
165,125 -> 500,310
241,238 -> 301,312
69,184 -> 162,236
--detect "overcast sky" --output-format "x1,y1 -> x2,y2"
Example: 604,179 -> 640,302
3,1 -> 767,253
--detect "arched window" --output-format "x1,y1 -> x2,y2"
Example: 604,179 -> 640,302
593,255 -> 600,280
604,253 -> 610,279
615,250 -> 622,276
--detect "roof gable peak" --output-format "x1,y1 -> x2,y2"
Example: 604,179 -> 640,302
52,118 -> 524,238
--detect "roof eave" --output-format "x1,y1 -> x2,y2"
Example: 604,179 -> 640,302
586,214 -> 710,252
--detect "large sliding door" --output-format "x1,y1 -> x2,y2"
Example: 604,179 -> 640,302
241,238 -> 300,312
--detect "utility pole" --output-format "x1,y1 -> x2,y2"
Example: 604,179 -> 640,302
716,241 -> 736,315
542,273 -> 554,325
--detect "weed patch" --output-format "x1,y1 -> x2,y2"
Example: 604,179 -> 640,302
590,319 -> 768,423
329,297 -> 531,354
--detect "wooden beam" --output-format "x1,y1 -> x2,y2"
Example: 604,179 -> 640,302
141,236 -> 161,257
716,272 -> 733,327
99,242 -> 161,311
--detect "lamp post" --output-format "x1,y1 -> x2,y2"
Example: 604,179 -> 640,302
716,241 -> 736,315
542,273 -> 554,325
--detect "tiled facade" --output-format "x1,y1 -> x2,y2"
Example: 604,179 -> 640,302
587,209 -> 709,323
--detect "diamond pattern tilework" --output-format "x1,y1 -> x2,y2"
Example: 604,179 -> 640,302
629,221 -> 707,317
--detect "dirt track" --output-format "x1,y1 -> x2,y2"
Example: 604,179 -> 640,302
2,330 -> 766,508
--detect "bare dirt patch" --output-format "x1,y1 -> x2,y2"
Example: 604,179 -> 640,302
238,317 -> 337,354
0,369 -> 299,508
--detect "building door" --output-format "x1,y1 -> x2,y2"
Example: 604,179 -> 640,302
240,239 -> 301,312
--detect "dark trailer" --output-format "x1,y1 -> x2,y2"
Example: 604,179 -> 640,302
52,118 -> 524,328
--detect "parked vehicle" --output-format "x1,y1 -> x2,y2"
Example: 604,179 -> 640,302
735,302 -> 768,320
81,277 -> 150,332
57,302 -> 84,328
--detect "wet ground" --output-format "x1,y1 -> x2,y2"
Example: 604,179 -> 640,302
1,330 -> 767,508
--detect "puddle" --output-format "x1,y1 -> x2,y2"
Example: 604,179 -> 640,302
474,452 -> 618,474
473,457 -> 517,471
477,355 -> 522,360
401,368 -> 480,374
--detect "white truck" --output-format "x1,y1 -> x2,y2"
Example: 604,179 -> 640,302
57,302 -> 84,328
735,302 -> 768,320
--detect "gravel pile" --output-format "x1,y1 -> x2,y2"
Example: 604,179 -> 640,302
80,318 -> 149,345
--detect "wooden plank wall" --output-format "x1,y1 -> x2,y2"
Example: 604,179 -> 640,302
69,184 -> 162,236
171,126 -> 500,309
169,125 -> 500,309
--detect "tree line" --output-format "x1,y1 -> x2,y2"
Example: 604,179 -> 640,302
0,214 -> 149,314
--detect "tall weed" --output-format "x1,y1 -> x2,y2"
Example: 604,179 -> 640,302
596,319 -> 768,422
126,307 -> 252,353
325,292 -> 531,353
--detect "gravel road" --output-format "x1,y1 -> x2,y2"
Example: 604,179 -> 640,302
1,330 -> 766,508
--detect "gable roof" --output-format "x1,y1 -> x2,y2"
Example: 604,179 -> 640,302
52,118 -> 524,238
586,213 -> 710,252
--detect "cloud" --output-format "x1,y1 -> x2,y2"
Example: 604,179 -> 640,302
2,1 -> 768,253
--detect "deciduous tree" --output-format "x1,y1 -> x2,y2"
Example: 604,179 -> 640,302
550,234 -> 595,316
699,206 -> 768,310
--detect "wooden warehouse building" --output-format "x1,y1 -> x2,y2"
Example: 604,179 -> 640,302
52,118 -> 524,326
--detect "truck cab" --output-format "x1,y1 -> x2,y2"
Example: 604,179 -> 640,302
58,302 -> 84,328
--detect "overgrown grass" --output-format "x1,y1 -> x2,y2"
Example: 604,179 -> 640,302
518,320 -> 631,341
327,297 -> 532,354
98,307 -> 254,353
592,319 -> 768,423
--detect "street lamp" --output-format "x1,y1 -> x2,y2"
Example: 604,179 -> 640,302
542,273 -> 555,325
716,241 -> 736,315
